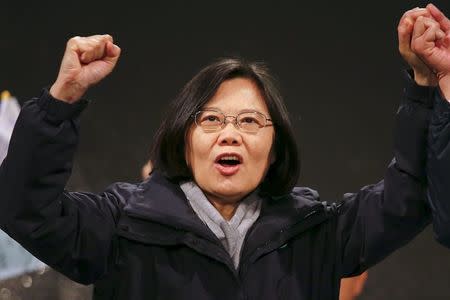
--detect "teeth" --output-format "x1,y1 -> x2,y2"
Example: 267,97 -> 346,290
219,156 -> 240,161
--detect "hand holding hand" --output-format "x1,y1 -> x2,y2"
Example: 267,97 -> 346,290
398,7 -> 437,86
411,4 -> 450,100
49,35 -> 121,103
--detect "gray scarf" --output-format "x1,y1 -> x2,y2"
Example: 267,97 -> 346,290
180,181 -> 262,269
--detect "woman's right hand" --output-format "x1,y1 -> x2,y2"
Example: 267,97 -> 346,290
49,34 -> 121,103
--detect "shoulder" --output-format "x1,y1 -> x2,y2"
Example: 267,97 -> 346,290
290,186 -> 320,202
116,171 -> 187,216
287,187 -> 339,215
104,181 -> 142,199
269,186 -> 324,211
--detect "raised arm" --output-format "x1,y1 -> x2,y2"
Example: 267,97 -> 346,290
50,34 -> 121,102
337,7 -> 437,276
0,35 -> 126,284
411,4 -> 450,248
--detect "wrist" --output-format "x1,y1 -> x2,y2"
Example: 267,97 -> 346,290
438,75 -> 450,102
49,80 -> 86,104
413,70 -> 438,87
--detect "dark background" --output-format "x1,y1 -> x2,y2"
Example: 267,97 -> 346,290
2,1 -> 450,299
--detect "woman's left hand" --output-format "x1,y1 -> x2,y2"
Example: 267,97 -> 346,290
411,4 -> 450,100
398,7 -> 437,86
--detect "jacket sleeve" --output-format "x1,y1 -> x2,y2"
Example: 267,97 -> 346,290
426,91 -> 450,248
337,73 -> 433,277
0,89 -> 128,284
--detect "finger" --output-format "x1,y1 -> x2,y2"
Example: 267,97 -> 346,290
99,34 -> 113,44
427,3 -> 450,31
63,36 -> 83,66
400,7 -> 430,24
398,9 -> 431,49
411,16 -> 431,55
412,16 -> 428,40
412,17 -> 445,56
399,7 -> 430,31
77,35 -> 112,64
104,41 -> 121,65
398,17 -> 414,55
422,18 -> 446,43
80,42 -> 106,64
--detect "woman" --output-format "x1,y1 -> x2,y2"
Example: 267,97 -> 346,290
0,7 -> 446,300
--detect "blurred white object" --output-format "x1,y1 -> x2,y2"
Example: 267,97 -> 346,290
0,231 -> 46,280
0,91 -> 45,281
0,91 -> 21,164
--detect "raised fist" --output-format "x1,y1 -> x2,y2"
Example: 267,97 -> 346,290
49,34 -> 121,103
410,4 -> 450,99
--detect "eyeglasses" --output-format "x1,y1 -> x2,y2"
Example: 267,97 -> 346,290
193,109 -> 273,133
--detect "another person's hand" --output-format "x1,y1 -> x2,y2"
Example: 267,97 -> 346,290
50,34 -> 121,103
339,271 -> 368,300
398,7 -> 437,86
141,160 -> 153,180
411,4 -> 450,100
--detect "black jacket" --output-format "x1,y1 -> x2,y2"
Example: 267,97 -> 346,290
0,76 -> 434,300
427,90 -> 450,248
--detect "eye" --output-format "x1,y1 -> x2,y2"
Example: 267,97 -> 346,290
205,115 -> 220,122
238,112 -> 265,127
240,117 -> 258,124
198,112 -> 222,125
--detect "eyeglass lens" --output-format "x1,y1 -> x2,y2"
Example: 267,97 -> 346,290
195,110 -> 267,132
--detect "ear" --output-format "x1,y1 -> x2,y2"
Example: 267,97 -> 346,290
185,155 -> 191,167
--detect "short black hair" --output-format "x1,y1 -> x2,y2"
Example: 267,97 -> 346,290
150,57 -> 300,197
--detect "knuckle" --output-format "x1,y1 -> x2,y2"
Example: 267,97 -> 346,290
91,38 -> 106,47
87,37 -> 100,44
67,36 -> 80,45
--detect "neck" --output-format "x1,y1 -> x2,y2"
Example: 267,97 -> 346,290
205,194 -> 240,221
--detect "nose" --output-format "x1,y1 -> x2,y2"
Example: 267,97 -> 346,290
218,122 -> 243,146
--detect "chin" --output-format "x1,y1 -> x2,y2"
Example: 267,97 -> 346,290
195,171 -> 260,200
212,182 -> 255,200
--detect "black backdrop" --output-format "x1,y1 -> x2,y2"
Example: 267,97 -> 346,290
2,1 -> 450,298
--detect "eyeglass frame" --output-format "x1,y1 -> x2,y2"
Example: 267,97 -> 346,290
192,108 -> 273,133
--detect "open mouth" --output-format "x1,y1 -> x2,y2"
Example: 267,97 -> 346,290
216,155 -> 242,166
214,153 -> 243,176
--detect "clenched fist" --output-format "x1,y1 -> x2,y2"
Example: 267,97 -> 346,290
50,34 -> 121,103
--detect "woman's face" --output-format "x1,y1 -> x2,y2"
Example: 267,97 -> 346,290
186,77 -> 275,202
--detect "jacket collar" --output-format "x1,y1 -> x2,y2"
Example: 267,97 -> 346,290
122,171 -> 218,242
122,172 -> 328,246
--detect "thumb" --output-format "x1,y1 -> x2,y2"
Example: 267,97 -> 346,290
427,3 -> 450,31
